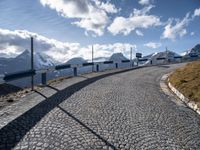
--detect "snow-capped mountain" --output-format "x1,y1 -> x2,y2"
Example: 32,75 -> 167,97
182,44 -> 200,57
0,50 -> 62,87
141,52 -> 158,60
109,53 -> 128,62
0,50 -> 58,74
141,50 -> 181,65
154,50 -> 179,59
0,57 -> 12,67
0,50 -> 30,74
66,57 -> 87,65
35,52 -> 58,69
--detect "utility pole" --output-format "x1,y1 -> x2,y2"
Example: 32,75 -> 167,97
130,47 -> 133,67
166,46 -> 169,64
31,37 -> 34,91
92,45 -> 94,72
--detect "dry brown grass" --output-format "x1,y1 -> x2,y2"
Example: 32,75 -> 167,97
48,76 -> 72,85
169,61 -> 200,106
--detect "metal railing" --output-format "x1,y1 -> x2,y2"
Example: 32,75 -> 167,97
0,60 -> 134,86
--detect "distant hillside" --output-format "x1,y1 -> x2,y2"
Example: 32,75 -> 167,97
109,53 -> 128,62
66,57 -> 87,64
0,50 -> 58,74
182,44 -> 200,57
86,53 -> 127,63
0,50 -> 61,88
141,50 -> 180,65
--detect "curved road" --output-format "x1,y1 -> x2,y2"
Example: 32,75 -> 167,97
1,64 -> 200,149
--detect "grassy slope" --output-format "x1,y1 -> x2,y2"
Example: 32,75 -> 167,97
169,61 -> 200,106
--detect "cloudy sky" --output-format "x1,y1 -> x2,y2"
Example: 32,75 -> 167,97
0,0 -> 200,62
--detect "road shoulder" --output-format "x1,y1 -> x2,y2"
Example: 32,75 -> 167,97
160,73 -> 200,115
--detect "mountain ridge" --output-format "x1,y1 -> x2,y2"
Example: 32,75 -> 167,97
0,43 -> 200,74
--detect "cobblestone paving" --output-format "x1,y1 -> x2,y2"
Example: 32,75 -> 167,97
1,64 -> 200,150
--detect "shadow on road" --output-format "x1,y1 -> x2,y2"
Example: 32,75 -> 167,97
58,106 -> 117,149
156,65 -> 170,68
34,90 -> 48,99
46,85 -> 60,91
0,67 -> 143,149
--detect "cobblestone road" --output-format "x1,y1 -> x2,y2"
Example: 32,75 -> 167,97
1,64 -> 200,150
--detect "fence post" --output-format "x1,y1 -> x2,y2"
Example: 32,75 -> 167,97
96,64 -> 99,72
115,63 -> 118,69
73,67 -> 77,76
41,72 -> 47,85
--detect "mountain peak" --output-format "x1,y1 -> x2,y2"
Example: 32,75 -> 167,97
16,49 -> 31,59
192,44 -> 200,50
22,49 -> 30,55
109,53 -> 128,62
66,57 -> 87,65
183,43 -> 200,56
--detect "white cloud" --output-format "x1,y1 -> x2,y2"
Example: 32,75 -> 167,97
95,1 -> 119,14
0,28 -> 136,62
162,13 -> 191,41
39,0 -> 119,36
108,5 -> 161,35
135,30 -> 144,36
144,42 -> 162,49
138,0 -> 151,5
193,8 -> 200,17
190,32 -> 195,36
0,28 -> 81,62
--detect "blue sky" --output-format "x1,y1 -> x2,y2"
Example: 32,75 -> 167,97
0,0 -> 200,61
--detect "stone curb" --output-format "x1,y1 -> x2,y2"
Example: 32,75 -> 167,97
160,73 -> 200,115
168,80 -> 200,115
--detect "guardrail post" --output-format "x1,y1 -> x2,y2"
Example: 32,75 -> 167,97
115,63 -> 118,69
41,72 -> 47,85
73,67 -> 77,76
96,64 -> 99,72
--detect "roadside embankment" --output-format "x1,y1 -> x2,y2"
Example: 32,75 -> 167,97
168,61 -> 200,114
